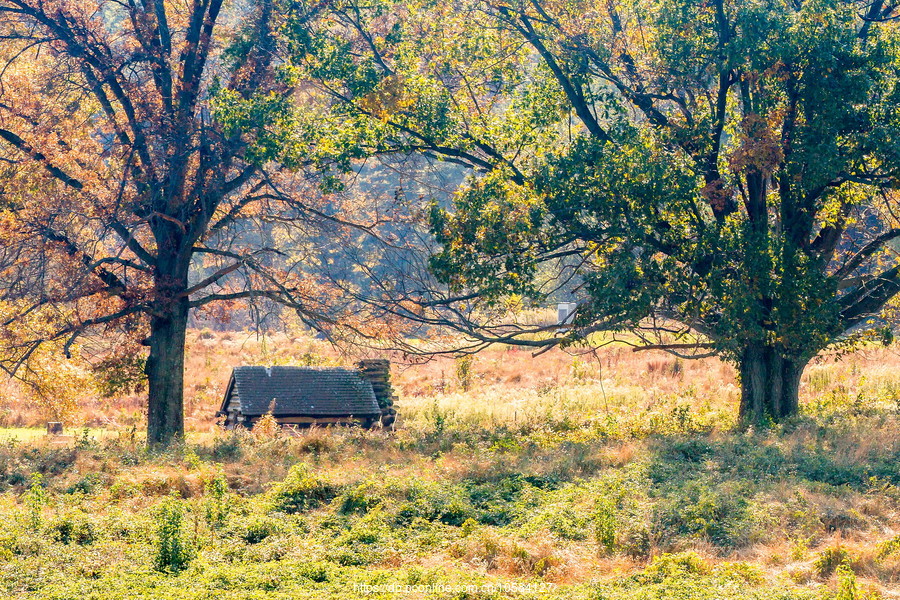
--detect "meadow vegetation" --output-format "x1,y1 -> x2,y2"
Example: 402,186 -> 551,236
0,333 -> 899,598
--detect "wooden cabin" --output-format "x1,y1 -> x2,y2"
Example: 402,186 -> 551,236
217,363 -> 395,429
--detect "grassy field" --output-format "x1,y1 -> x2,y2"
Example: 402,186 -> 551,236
0,333 -> 899,598
0,428 -> 116,444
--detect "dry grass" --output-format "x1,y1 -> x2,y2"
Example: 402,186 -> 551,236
3,329 -> 900,434
2,332 -> 900,597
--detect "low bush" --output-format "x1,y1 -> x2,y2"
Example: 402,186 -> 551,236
875,535 -> 900,561
153,495 -> 194,574
338,480 -> 383,515
653,480 -> 756,548
240,515 -> 288,544
203,471 -> 232,529
393,480 -> 474,527
638,552 -> 711,583
48,511 -> 96,545
594,497 -> 617,553
814,545 -> 852,579
269,463 -> 339,514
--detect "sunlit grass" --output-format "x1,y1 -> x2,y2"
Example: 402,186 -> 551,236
0,333 -> 899,598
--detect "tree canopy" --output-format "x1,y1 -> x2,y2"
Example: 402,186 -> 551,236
285,0 -> 900,421
0,0 -> 381,443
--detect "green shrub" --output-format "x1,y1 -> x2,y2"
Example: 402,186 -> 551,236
0,539 -> 12,561
241,515 -> 286,544
594,498 -> 617,553
74,427 -> 95,450
461,518 -> 479,536
654,481 -> 753,548
639,552 -> 710,583
813,545 -> 851,578
715,561 -> 765,584
393,480 -> 474,526
65,473 -> 103,495
544,505 -> 590,540
153,496 -> 193,574
108,480 -> 140,499
295,561 -> 331,583
423,401 -> 452,437
49,512 -> 96,545
25,473 -> 47,528
875,535 -> 900,561
661,438 -> 712,463
836,563 -> 859,600
209,432 -> 244,462
269,463 -> 339,514
790,537 -> 811,561
338,511 -> 389,546
203,472 -> 232,529
796,452 -> 868,487
464,475 -> 533,526
6,471 -> 26,487
339,480 -> 383,515
619,521 -> 652,559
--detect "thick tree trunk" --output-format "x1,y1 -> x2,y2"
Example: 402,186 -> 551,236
738,344 -> 806,423
145,297 -> 190,445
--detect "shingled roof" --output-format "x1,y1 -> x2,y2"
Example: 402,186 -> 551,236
223,366 -> 382,417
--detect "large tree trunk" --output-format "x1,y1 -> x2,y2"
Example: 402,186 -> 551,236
738,343 -> 806,423
145,294 -> 190,446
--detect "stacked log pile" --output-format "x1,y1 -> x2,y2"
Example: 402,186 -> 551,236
357,359 -> 398,427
